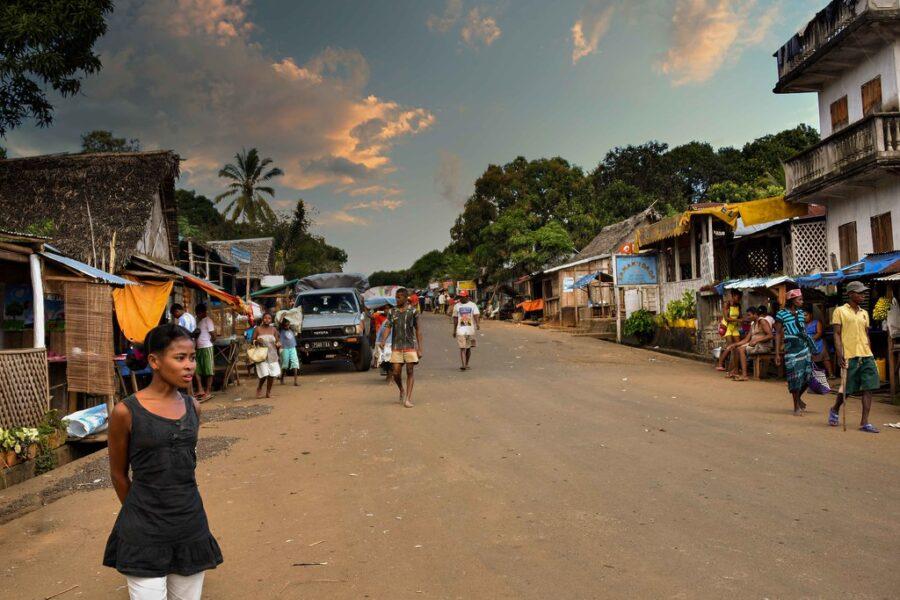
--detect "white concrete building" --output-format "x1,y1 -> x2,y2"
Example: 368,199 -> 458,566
776,0 -> 900,267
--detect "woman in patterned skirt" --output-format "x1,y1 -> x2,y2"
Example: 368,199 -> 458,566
774,288 -> 814,415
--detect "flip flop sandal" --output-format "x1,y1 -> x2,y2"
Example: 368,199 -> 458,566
732,376 -> 748,381
828,410 -> 840,427
715,366 -> 727,372
859,424 -> 880,434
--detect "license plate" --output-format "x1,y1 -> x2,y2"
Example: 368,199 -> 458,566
311,341 -> 333,349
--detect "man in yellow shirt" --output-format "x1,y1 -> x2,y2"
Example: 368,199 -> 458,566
829,281 -> 879,433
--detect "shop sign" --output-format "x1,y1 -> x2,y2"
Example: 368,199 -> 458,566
614,254 -> 658,285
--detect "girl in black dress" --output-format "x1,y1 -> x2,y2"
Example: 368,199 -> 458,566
104,324 -> 222,599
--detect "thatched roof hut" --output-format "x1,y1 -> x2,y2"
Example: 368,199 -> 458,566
577,206 -> 660,258
207,237 -> 276,279
0,151 -> 180,271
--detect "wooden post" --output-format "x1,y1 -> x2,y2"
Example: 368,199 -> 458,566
29,254 -> 46,349
188,241 -> 195,275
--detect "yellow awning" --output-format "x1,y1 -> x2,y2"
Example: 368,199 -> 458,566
635,196 -> 807,250
735,195 -> 807,226
634,214 -> 688,248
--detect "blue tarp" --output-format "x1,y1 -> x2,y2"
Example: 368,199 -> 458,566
795,251 -> 900,288
714,275 -> 794,295
364,296 -> 397,309
573,272 -> 599,289
40,251 -> 134,286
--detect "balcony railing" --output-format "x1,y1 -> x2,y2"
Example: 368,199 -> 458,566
774,1 -> 900,84
784,113 -> 900,196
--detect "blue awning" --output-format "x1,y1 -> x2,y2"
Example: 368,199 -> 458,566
573,271 -> 613,289
714,275 -> 793,295
40,251 -> 135,287
795,251 -> 900,288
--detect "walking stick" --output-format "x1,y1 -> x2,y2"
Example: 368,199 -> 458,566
840,365 -> 848,432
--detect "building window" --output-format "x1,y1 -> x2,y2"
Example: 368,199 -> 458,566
830,96 -> 849,131
838,221 -> 858,266
871,212 -> 894,253
861,76 -> 882,116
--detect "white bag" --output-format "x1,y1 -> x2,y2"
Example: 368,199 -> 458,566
65,404 -> 108,438
887,298 -> 900,338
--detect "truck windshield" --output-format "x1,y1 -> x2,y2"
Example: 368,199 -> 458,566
299,293 -> 358,314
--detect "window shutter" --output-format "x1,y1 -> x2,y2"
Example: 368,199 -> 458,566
838,221 -> 858,266
871,212 -> 894,253
862,77 -> 882,117
830,96 -> 849,130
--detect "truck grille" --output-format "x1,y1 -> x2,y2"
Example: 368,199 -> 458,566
302,327 -> 345,339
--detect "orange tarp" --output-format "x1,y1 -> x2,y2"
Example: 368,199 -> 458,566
113,277 -> 173,343
517,299 -> 545,312
184,274 -> 245,311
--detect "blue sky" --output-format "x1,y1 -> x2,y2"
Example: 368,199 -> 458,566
6,0 -> 826,274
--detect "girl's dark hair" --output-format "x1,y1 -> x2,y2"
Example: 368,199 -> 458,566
143,323 -> 193,355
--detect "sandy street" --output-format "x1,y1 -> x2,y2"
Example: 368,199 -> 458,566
2,313 -> 900,599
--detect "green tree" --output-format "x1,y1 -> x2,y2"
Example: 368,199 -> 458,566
0,146 -> 6,159
215,148 -> 284,224
80,130 -> 140,153
0,0 -> 113,136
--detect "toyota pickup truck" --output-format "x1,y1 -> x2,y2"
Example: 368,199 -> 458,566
295,287 -> 372,371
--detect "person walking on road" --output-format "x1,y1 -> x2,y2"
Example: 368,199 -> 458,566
452,291 -> 480,370
279,318 -> 300,386
194,304 -> 216,399
829,281 -> 880,433
775,289 -> 814,416
379,288 -> 422,408
437,291 -> 447,315
252,312 -> 281,399
104,323 -> 222,600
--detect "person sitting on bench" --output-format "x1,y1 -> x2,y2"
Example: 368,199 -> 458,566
733,306 -> 774,381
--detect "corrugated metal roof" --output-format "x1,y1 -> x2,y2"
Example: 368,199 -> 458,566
876,273 -> 900,282
41,251 -> 135,286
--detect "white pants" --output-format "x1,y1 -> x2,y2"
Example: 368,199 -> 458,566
126,573 -> 205,600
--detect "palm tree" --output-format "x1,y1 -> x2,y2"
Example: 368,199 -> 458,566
215,148 -> 284,224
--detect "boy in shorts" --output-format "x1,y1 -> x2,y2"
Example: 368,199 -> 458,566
379,288 -> 422,408
451,291 -> 480,370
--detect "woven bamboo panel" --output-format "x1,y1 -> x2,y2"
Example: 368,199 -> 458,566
0,348 -> 49,428
65,282 -> 116,395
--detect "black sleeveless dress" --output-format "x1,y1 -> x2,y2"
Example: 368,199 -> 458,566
103,394 -> 223,577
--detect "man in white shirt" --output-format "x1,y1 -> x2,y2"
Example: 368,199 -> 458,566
195,303 -> 217,398
437,292 -> 447,314
451,291 -> 480,371
171,303 -> 196,333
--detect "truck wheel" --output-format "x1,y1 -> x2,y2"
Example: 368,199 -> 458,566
354,338 -> 372,372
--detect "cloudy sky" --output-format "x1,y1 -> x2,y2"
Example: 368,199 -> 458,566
6,0 -> 826,274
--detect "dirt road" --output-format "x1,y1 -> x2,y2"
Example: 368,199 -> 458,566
3,314 -> 900,599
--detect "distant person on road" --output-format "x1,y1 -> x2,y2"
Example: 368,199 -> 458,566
452,291 -> 480,370
252,312 -> 281,399
194,304 -> 217,399
409,291 -> 420,314
775,289 -> 813,416
279,318 -> 299,387
829,281 -> 880,433
379,288 -> 422,408
104,323 -> 222,599
438,291 -> 447,314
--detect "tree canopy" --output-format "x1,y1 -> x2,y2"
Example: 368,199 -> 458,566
80,130 -> 141,153
176,190 -> 347,279
0,0 -> 113,136
215,148 -> 284,225
374,125 -> 819,287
